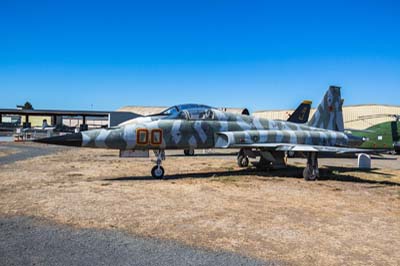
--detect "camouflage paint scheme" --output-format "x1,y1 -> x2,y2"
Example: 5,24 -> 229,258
309,88 -> 344,132
112,101 -> 313,150
80,108 -> 348,151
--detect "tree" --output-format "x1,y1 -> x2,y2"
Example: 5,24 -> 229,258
23,101 -> 33,110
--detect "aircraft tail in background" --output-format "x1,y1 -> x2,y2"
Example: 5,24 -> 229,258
287,100 -> 312,123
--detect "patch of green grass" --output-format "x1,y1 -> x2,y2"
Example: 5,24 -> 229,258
211,175 -> 241,183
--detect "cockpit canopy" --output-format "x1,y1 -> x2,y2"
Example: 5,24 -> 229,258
170,109 -> 215,120
157,103 -> 247,122
169,108 -> 245,122
160,104 -> 213,119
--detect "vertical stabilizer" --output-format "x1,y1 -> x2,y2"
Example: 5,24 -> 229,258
287,100 -> 312,123
308,86 -> 344,132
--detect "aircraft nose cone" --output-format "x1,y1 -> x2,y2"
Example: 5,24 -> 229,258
34,133 -> 83,147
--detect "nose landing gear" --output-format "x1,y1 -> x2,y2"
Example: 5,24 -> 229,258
151,150 -> 166,179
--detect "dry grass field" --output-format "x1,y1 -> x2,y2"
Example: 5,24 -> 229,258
0,144 -> 399,265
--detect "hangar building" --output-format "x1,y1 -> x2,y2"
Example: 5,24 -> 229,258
254,104 -> 400,130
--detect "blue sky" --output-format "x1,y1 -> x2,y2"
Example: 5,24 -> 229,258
1,0 -> 399,111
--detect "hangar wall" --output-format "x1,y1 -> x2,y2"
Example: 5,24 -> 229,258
254,104 -> 400,130
21,116 -> 52,127
118,106 -> 166,116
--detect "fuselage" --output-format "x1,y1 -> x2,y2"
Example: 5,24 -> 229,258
80,110 -> 349,150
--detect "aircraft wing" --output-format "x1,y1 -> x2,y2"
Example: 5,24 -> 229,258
215,132 -> 387,154
225,143 -> 386,154
231,143 -> 383,153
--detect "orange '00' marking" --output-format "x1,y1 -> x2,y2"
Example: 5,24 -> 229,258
151,129 -> 163,145
136,129 -> 149,145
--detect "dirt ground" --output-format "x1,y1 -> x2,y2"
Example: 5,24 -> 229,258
0,144 -> 399,266
0,149 -> 17,157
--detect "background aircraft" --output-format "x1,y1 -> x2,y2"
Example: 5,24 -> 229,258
345,115 -> 400,154
286,100 -> 312,124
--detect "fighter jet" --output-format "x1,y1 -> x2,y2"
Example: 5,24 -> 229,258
35,86 -> 371,180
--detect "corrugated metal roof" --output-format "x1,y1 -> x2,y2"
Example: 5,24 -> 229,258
0,109 -> 137,117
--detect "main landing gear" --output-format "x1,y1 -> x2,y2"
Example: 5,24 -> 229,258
237,148 -> 287,169
303,152 -> 319,181
237,154 -> 249,167
151,149 -> 166,179
183,148 -> 195,156
237,149 -> 249,167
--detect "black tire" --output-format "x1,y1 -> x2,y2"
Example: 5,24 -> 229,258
303,167 -> 317,181
184,149 -> 195,156
287,151 -> 295,158
237,155 -> 249,167
396,150 -> 400,155
151,166 -> 165,179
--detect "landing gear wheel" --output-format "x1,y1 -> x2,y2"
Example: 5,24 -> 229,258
184,149 -> 195,156
151,166 -> 165,179
152,149 -> 166,179
237,155 -> 249,167
303,167 -> 317,181
303,152 -> 319,181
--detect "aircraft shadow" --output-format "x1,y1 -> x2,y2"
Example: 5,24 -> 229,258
104,168 -> 270,182
368,156 -> 398,161
104,166 -> 399,186
169,153 -> 237,157
317,167 -> 398,186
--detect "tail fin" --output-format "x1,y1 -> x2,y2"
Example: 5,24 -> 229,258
308,86 -> 344,132
287,100 -> 312,123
